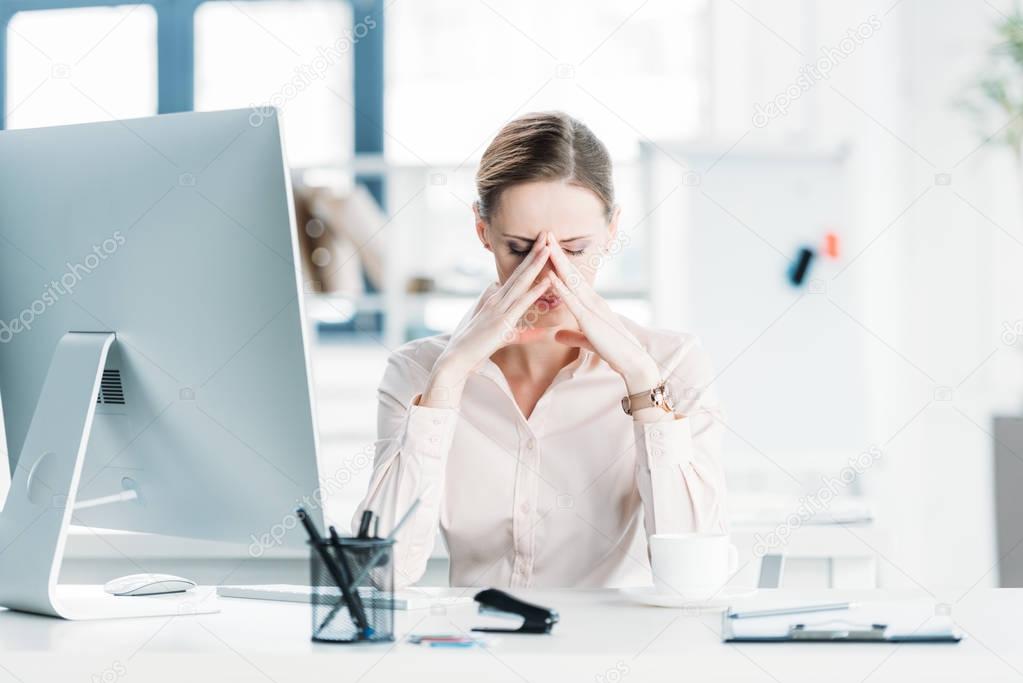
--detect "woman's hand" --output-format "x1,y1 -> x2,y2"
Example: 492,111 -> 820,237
545,232 -> 663,394
420,235 -> 554,408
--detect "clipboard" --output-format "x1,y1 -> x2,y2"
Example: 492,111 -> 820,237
721,601 -> 962,643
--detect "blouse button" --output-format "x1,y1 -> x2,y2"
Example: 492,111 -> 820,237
520,502 -> 530,514
429,435 -> 440,444
650,429 -> 661,439
526,439 -> 536,450
433,418 -> 442,426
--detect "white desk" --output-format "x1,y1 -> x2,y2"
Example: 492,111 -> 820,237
0,587 -> 1018,682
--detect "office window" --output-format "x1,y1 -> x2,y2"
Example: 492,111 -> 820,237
383,1 -> 708,301
5,5 -> 157,129
386,0 -> 709,164
194,0 -> 355,168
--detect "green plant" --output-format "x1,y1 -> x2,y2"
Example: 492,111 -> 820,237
968,5 -> 1023,159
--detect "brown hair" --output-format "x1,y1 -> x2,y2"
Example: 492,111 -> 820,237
475,111 -> 615,223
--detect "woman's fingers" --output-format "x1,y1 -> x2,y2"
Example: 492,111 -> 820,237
515,326 -> 557,345
475,280 -> 503,315
553,328 -> 596,352
547,271 -> 590,325
498,243 -> 550,311
505,274 -> 552,316
549,272 -> 649,375
502,276 -> 555,339
546,233 -> 595,306
494,236 -> 547,308
499,278 -> 556,347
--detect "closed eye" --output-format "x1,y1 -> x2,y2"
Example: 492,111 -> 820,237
509,246 -> 585,257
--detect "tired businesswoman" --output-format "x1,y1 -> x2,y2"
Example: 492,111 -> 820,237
352,111 -> 728,589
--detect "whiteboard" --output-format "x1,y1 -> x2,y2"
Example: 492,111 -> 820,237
644,143 -> 865,484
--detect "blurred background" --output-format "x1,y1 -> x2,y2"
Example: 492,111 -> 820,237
2,0 -> 1023,590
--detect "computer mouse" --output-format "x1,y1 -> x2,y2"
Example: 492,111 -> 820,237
103,573 -> 197,596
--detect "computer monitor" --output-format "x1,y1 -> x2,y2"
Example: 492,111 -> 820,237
0,109 -> 323,619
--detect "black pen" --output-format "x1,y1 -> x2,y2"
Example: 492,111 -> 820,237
347,497 -> 421,588
329,524 -> 371,636
727,602 -> 856,620
358,509 -> 373,539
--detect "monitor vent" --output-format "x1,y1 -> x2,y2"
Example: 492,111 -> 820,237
97,369 -> 125,405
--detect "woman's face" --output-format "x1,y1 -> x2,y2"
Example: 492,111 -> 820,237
476,179 -> 618,329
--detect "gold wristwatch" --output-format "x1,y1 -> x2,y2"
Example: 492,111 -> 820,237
621,381 -> 674,415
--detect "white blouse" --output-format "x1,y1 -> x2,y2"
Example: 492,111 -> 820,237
352,284 -> 729,589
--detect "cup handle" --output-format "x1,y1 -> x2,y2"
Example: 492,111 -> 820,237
728,544 -> 738,574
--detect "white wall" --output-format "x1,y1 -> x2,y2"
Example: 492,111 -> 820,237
884,0 -> 1018,590
703,0 -> 1021,588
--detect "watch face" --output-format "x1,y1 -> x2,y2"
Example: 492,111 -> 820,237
652,385 -> 672,411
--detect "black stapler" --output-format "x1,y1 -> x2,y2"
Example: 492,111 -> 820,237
471,588 -> 559,634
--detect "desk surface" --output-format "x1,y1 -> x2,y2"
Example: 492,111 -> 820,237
0,587 -> 1018,682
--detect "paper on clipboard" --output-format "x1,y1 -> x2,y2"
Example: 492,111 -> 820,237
722,600 -> 962,642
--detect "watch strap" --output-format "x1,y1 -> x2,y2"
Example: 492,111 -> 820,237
621,381 -> 674,415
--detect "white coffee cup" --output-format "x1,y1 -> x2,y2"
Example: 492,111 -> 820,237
649,533 -> 739,600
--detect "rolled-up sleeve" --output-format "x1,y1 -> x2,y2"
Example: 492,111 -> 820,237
634,335 -> 728,538
351,350 -> 458,588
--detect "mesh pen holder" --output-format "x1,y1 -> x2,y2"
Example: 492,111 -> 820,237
309,536 -> 395,643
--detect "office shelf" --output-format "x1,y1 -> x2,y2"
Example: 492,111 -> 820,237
297,156 -> 656,348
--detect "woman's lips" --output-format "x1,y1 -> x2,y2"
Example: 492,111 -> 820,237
539,293 -> 561,309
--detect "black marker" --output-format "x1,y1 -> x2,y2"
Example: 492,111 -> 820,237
329,524 -> 371,636
358,509 -> 374,539
788,246 -> 815,286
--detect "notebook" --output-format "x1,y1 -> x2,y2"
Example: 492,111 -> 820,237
722,600 -> 962,643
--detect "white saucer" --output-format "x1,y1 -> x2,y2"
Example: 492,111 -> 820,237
620,586 -> 758,610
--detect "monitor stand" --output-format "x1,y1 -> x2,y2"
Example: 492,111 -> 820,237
0,332 -> 219,619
